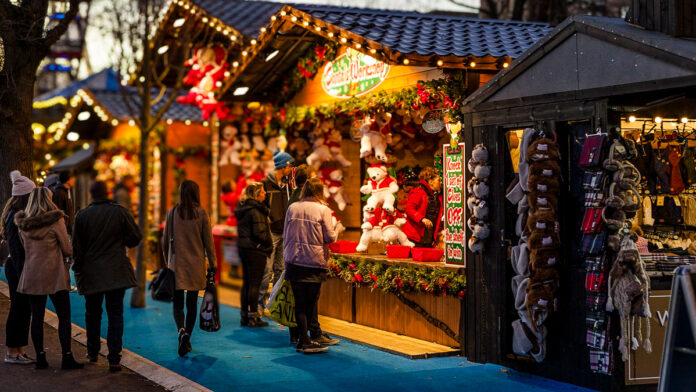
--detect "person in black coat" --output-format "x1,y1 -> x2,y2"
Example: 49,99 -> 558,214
234,182 -> 273,327
44,173 -> 74,234
0,170 -> 35,364
71,181 -> 142,372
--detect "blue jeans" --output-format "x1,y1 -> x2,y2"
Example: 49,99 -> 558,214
258,233 -> 283,314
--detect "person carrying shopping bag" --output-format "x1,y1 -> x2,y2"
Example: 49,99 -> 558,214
283,178 -> 339,354
162,180 -> 217,357
14,187 -> 82,370
1,171 -> 35,364
235,182 -> 272,327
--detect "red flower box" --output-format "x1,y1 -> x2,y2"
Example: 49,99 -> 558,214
412,248 -> 444,262
328,241 -> 358,254
386,245 -> 411,259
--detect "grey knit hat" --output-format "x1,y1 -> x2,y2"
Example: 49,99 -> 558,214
10,170 -> 35,196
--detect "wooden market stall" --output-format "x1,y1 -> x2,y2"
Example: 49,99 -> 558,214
461,8 -> 696,390
155,0 -> 551,351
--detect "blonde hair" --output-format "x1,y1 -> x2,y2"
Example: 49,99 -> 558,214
300,178 -> 325,202
419,167 -> 440,182
25,187 -> 59,218
240,182 -> 264,202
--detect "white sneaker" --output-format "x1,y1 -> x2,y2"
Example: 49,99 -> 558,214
4,354 -> 33,364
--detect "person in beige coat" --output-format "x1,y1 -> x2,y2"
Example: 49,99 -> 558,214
162,180 -> 216,357
14,187 -> 83,370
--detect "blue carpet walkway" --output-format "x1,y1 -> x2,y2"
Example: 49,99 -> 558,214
3,270 -> 594,392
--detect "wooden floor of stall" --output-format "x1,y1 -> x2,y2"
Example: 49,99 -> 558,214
216,273 -> 459,359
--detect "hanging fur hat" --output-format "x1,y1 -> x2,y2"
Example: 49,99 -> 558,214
529,248 -> 559,272
472,144 -> 489,162
528,174 -> 560,195
528,267 -> 559,293
467,216 -> 479,232
529,192 -> 558,213
614,161 -> 641,189
527,138 -> 559,162
603,139 -> 627,172
528,231 -> 560,250
467,158 -> 479,174
602,206 -> 627,231
468,237 -> 484,252
467,177 -> 477,195
472,223 -> 490,240
473,179 -> 490,199
473,200 -> 489,219
529,160 -> 561,178
526,210 -> 557,234
526,283 -> 555,331
607,233 -> 622,252
474,164 -> 491,179
467,196 -> 480,212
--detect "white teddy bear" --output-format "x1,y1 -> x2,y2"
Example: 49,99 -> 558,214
356,206 -> 384,253
380,210 -> 415,247
219,125 -> 241,166
360,164 -> 399,213
359,112 -> 392,162
320,168 -> 350,211
307,122 -> 352,169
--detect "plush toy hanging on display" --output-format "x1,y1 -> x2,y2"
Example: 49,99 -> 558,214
177,45 -> 230,120
360,111 -> 393,162
361,164 -> 399,213
307,120 -> 352,169
319,168 -> 350,211
467,144 -> 491,253
357,206 -> 384,252
219,124 -> 241,166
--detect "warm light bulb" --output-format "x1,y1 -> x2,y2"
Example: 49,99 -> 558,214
437,60 -> 443,67
503,62 -> 509,68
403,59 -> 410,65
655,117 -> 662,124
681,117 -> 688,123
628,115 -> 636,122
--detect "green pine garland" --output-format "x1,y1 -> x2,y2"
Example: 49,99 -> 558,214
327,255 -> 466,299
278,41 -> 338,105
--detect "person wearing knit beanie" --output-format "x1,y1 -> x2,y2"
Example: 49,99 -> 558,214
10,171 -> 35,196
273,151 -> 295,170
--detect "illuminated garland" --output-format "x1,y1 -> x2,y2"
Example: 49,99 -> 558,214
328,255 -> 466,299
278,41 -> 338,105
282,70 -> 465,126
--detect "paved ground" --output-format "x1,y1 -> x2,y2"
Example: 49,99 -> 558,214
0,294 -> 166,392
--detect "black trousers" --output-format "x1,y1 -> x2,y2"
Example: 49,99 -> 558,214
85,288 -> 126,364
289,281 -> 322,346
29,290 -> 72,356
5,260 -> 31,348
173,290 -> 198,335
239,249 -> 267,317
289,299 -> 321,341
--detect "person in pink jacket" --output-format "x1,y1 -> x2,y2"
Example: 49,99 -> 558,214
283,178 -> 339,354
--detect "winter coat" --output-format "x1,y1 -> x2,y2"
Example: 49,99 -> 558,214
283,198 -> 337,270
14,210 -> 72,295
402,180 -> 443,243
260,173 -> 290,234
72,199 -> 142,296
3,208 -> 25,271
162,206 -> 216,291
234,199 -> 273,256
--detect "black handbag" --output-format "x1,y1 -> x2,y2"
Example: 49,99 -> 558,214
149,268 -> 175,302
199,277 -> 221,332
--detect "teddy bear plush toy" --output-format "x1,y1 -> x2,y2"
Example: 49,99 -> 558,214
361,164 -> 399,213
356,206 -> 384,252
380,210 -> 415,247
219,125 -> 241,166
360,112 -> 393,162
307,121 -> 352,169
319,168 -> 350,211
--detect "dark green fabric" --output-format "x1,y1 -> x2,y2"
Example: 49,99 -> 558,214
680,145 -> 696,186
72,199 -> 142,296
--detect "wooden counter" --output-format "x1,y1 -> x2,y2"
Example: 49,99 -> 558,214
318,253 -> 465,348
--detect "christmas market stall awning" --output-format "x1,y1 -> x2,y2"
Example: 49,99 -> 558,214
462,15 -> 696,113
50,144 -> 95,173
155,0 -> 552,103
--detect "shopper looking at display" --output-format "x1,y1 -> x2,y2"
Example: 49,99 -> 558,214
258,151 -> 295,316
283,178 -> 339,354
402,167 -> 443,248
1,171 -> 35,364
14,187 -> 82,370
235,182 -> 272,327
162,180 -> 217,357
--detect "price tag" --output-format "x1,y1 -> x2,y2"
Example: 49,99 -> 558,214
657,196 -> 665,207
674,196 -> 681,207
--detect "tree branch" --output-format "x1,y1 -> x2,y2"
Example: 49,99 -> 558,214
394,292 -> 460,343
43,0 -> 79,46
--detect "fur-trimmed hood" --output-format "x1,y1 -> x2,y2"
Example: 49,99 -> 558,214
14,210 -> 67,239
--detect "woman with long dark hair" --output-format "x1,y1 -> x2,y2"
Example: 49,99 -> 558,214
14,187 -> 82,369
234,182 -> 272,327
162,180 -> 217,356
283,178 -> 339,354
1,171 -> 35,364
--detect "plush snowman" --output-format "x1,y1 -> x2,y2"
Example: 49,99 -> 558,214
360,164 -> 399,213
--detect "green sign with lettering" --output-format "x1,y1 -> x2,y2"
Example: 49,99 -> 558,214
321,48 -> 390,98
443,143 -> 466,265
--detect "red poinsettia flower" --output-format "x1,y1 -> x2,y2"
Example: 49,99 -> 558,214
315,45 -> 327,61
370,274 -> 378,282
349,264 -> 356,270
355,274 -> 364,283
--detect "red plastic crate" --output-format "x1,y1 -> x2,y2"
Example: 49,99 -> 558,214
328,241 -> 358,254
386,244 -> 411,258
412,248 -> 444,262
